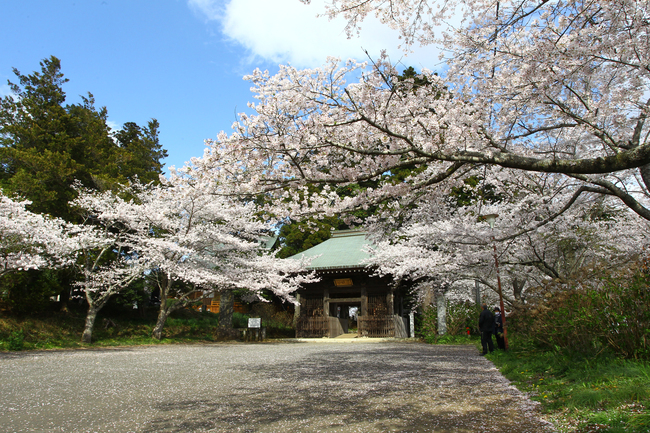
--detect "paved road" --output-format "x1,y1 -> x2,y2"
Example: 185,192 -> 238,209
0,341 -> 555,432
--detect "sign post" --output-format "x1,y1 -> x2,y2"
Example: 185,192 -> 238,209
247,318 -> 263,341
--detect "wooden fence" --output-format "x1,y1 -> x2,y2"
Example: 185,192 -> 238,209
296,316 -> 328,338
358,316 -> 395,338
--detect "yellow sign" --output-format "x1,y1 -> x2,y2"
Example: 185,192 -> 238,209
334,278 -> 353,287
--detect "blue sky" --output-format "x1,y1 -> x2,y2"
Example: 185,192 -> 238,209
1,0 -> 444,172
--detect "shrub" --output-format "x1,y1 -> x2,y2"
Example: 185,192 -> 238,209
7,330 -> 25,351
244,302 -> 295,337
248,303 -> 294,328
232,312 -> 249,328
1,270 -> 61,315
509,259 -> 650,359
419,300 -> 480,343
418,306 -> 437,340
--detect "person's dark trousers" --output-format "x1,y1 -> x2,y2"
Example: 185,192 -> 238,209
495,333 -> 505,350
481,331 -> 495,354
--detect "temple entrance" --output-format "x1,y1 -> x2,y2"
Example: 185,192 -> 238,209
328,299 -> 361,337
296,290 -> 409,338
295,284 -> 409,338
289,230 -> 411,339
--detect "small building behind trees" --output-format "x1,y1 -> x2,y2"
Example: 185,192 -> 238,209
289,230 -> 410,338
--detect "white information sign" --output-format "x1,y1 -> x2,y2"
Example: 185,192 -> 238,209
248,318 -> 262,328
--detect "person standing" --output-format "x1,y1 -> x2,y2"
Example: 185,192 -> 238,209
478,303 -> 495,355
494,306 -> 505,350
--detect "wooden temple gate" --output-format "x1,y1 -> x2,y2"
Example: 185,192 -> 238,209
296,286 -> 408,338
290,230 -> 410,339
358,295 -> 395,338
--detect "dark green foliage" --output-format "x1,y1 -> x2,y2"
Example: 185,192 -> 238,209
0,270 -> 62,314
396,66 -> 434,89
232,312 -> 250,329
509,259 -> 650,359
419,300 -> 480,343
449,175 -> 504,208
105,277 -> 149,312
393,66 -> 445,100
7,330 -> 24,351
275,216 -> 344,258
0,56 -> 167,220
246,302 -> 295,337
112,119 -> 167,185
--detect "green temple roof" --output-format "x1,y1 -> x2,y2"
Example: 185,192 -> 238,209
288,229 -> 373,270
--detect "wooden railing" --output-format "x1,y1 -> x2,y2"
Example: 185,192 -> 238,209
206,299 -> 247,314
296,316 -> 328,338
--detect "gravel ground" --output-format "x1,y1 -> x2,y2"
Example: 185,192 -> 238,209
0,340 -> 556,433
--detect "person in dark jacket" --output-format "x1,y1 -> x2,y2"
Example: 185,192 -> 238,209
494,307 -> 505,350
478,303 -> 495,355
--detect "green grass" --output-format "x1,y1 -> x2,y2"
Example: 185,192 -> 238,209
485,343 -> 650,432
425,333 -> 480,345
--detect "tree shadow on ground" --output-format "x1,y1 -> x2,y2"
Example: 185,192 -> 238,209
143,344 -> 552,433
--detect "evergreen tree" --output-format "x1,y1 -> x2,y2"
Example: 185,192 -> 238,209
0,56 -> 168,220
113,119 -> 167,185
0,56 -> 168,312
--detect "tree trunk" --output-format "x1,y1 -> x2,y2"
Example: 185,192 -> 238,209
82,305 -> 99,343
219,290 -> 234,329
436,292 -> 447,335
152,307 -> 170,340
58,270 -> 76,314
512,277 -> 526,300
152,272 -> 172,340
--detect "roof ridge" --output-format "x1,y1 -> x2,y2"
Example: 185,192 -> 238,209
331,228 -> 367,238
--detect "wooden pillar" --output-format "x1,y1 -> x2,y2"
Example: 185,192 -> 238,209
323,289 -> 329,317
387,290 -> 394,316
323,289 -> 331,338
361,287 -> 368,316
397,295 -> 404,316
293,293 -> 301,327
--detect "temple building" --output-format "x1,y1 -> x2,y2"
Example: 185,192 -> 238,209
289,230 -> 410,338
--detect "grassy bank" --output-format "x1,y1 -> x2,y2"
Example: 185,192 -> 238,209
0,306 -> 294,351
484,344 -> 650,433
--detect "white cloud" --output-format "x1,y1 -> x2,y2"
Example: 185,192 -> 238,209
189,0 -> 448,70
188,0 -> 226,21
0,83 -> 12,98
106,120 -> 121,132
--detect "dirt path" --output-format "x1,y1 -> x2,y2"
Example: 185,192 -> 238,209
0,341 -> 555,432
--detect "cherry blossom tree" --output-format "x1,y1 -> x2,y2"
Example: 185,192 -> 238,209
69,186 -> 147,343
125,173 -> 316,340
189,0 -> 650,224
182,0 -> 650,315
0,193 -> 73,276
366,168 -> 649,308
68,177 -> 316,342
